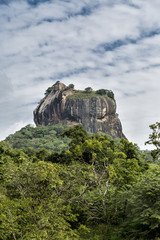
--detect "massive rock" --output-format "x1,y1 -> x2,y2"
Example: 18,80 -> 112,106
33,82 -> 125,139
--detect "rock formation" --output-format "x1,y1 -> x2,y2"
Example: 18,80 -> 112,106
33,82 -> 126,139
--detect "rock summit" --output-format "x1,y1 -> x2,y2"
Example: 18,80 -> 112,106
33,81 -> 125,139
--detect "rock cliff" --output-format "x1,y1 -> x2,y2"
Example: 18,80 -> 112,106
33,82 -> 125,139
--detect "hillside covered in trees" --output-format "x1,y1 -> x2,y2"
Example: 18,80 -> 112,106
0,124 -> 160,240
5,124 -> 71,153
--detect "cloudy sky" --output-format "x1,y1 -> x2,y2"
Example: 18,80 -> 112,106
0,0 -> 160,149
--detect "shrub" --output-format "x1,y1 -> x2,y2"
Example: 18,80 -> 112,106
96,89 -> 107,95
44,86 -> 54,96
106,90 -> 114,100
84,87 -> 93,93
68,84 -> 75,89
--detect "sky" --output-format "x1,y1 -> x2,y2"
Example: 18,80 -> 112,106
0,0 -> 160,149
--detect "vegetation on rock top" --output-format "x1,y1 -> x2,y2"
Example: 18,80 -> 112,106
44,81 -> 115,101
66,89 -> 115,101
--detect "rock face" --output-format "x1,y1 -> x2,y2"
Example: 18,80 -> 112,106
34,82 -> 125,139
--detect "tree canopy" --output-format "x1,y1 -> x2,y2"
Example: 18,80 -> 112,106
84,87 -> 93,93
0,124 -> 159,240
5,124 -> 71,153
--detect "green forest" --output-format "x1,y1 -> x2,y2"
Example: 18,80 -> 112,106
0,123 -> 160,240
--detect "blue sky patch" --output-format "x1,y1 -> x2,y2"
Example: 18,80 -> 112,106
27,0 -> 51,6
140,29 -> 160,39
36,4 -> 98,25
103,40 -> 127,52
94,39 -> 131,54
68,6 -> 94,18
66,3 -> 99,18
0,0 -> 9,5
128,3 -> 140,9
94,28 -> 160,55
50,67 -> 90,81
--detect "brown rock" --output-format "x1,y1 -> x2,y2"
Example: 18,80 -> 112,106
33,82 -> 126,139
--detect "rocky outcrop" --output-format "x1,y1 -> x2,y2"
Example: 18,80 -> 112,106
33,82 -> 125,139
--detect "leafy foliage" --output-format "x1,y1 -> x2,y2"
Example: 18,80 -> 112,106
84,87 -> 93,93
44,81 -> 60,97
68,83 -> 75,89
96,89 -> 115,100
96,89 -> 107,95
66,90 -> 115,101
106,89 -> 114,100
0,124 -> 159,239
118,164 -> 160,240
5,124 -> 71,152
145,122 -> 160,161
44,86 -> 54,96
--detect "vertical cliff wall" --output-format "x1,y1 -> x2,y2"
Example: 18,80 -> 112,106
34,82 -> 125,139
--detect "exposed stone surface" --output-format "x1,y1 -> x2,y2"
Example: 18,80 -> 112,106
33,82 -> 126,139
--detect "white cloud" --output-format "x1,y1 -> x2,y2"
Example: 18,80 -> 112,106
0,0 -> 160,148
0,72 -> 13,100
0,121 -> 33,141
